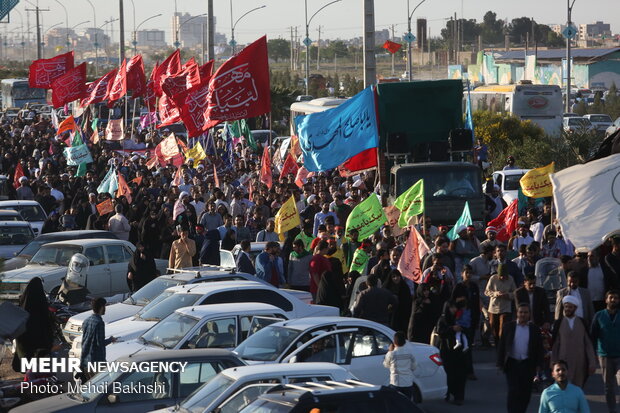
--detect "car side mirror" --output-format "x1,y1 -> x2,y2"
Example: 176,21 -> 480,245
107,394 -> 118,404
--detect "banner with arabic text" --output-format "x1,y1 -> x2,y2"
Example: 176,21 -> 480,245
345,193 -> 386,240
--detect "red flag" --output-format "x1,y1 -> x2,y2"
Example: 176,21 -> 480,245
339,147 -> 378,177
199,60 -> 214,80
174,78 -> 212,137
182,57 -> 201,89
158,134 -> 180,160
204,36 -> 270,124
80,68 -> 117,107
397,226 -> 430,283
280,153 -> 299,177
51,62 -> 87,108
29,51 -> 74,89
153,49 -> 181,97
171,164 -> 183,187
162,73 -> 190,100
126,55 -> 146,97
108,59 -> 127,105
213,164 -> 220,188
487,199 -> 519,243
158,93 -> 182,127
295,166 -> 310,188
382,40 -> 402,54
144,63 -> 159,110
259,145 -> 272,189
131,176 -> 143,185
116,172 -> 133,204
13,163 -> 25,189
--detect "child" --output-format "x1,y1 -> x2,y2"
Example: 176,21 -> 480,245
454,299 -> 471,351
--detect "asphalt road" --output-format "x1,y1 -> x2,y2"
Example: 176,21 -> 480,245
420,347 -> 608,413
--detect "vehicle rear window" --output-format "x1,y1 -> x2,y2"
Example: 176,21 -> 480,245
589,115 -> 611,122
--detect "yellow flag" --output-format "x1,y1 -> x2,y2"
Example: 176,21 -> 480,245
520,162 -> 555,198
185,142 -> 207,167
275,195 -> 300,238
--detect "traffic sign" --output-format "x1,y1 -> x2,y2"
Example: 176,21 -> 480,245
303,37 -> 312,47
404,32 -> 416,44
229,39 -> 237,47
562,25 -> 577,40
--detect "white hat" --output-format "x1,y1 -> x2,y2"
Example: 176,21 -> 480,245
179,191 -> 190,199
196,164 -> 205,170
307,194 -> 317,204
19,176 -> 28,183
456,224 -> 467,233
352,180 -> 364,188
562,295 -> 579,308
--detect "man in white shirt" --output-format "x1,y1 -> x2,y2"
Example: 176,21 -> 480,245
256,219 -> 280,242
587,249 -> 607,312
107,205 -> 131,241
555,272 -> 595,327
511,222 -> 534,252
383,331 -> 417,401
527,208 -> 544,243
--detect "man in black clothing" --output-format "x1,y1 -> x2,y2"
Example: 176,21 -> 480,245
352,274 -> 398,326
514,274 -> 550,327
604,236 -> 620,288
497,303 -> 544,413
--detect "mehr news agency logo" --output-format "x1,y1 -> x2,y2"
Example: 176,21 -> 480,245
19,357 -> 188,395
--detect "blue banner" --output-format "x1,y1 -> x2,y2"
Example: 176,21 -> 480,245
295,86 -> 379,172
63,144 -> 93,166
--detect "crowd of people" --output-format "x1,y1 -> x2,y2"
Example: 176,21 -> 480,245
4,107 -> 618,412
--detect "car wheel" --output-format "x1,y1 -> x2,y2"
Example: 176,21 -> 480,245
412,383 -> 422,404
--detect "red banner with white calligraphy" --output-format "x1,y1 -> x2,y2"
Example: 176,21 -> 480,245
51,62 -> 87,108
29,51 -> 74,89
80,68 -> 117,108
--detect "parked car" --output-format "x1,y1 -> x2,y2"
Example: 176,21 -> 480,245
2,230 -> 119,271
250,130 -> 278,147
11,349 -> 245,413
606,116 -> 620,137
0,200 -> 47,236
0,221 -> 35,260
0,239 -> 168,301
62,267 -> 262,343
490,169 -> 531,205
583,114 -> 613,133
98,281 -> 338,345
233,317 -> 447,402
99,303 -> 288,361
0,209 -> 23,222
237,380 -> 423,413
163,363 -> 356,413
562,117 -> 595,134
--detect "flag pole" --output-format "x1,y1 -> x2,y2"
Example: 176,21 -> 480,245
131,98 -> 138,139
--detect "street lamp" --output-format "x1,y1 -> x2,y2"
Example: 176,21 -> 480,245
133,13 -> 162,55
41,21 -> 63,57
566,0 -> 577,112
52,0 -> 70,50
407,0 -> 427,82
229,2 -> 266,54
304,0 -> 341,95
95,18 -> 119,76
175,12 -> 207,49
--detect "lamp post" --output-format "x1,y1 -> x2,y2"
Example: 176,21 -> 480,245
175,13 -> 207,49
230,2 -> 266,54
407,0 -> 427,82
52,0 -> 70,50
41,22 -> 62,57
304,0 -> 341,95
96,18 -> 119,76
565,0 -> 577,112
133,14 -> 162,55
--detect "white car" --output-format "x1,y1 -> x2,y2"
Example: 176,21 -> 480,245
233,317 -> 447,402
490,169 -> 531,205
583,114 -> 613,133
0,221 -> 35,260
62,267 -> 265,343
607,116 -> 620,137
84,281 -> 338,351
0,209 -> 23,222
0,239 -> 167,301
100,303 -> 288,361
563,116 -> 595,134
155,363 -> 356,413
0,200 -> 47,236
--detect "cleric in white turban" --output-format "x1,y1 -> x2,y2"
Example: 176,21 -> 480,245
562,295 -> 580,308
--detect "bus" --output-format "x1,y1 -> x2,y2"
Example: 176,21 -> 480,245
469,82 -> 563,136
289,97 -> 347,135
1,79 -> 46,110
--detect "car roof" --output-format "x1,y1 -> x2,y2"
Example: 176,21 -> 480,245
116,348 -> 239,363
0,200 -> 42,206
0,210 -> 20,215
584,113 -> 611,117
0,221 -> 31,227
494,169 -> 530,176
221,362 -> 350,381
165,280 -> 269,294
273,317 -> 388,331
34,230 -> 117,241
177,302 -> 282,318
42,238 -> 133,247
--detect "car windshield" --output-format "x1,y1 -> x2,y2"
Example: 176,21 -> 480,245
0,226 -> 33,245
589,115 -> 611,123
76,370 -> 122,402
0,215 -> 19,221
397,167 -> 481,199
135,293 -> 202,321
234,326 -> 301,361
503,174 -> 524,191
182,373 -> 235,413
2,205 -> 46,221
124,278 -> 183,306
30,245 -> 82,265
16,239 -> 48,259
568,118 -> 590,126
140,312 -> 199,349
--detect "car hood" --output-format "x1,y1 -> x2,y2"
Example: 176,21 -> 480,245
105,318 -> 156,341
9,393 -> 87,413
105,340 -> 159,362
68,303 -> 142,328
0,264 -> 64,282
1,256 -> 29,271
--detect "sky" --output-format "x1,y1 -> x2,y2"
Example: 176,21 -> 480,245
5,0 -> 618,45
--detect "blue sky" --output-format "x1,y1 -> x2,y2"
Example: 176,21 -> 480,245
8,0 -> 618,44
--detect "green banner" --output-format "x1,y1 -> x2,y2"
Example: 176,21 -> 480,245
345,194 -> 387,241
447,201 -> 472,241
394,179 -> 424,227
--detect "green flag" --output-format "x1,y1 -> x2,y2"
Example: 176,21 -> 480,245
91,118 -> 99,132
71,130 -> 84,146
229,119 -> 257,151
345,194 -> 387,241
394,179 -> 424,227
76,162 -> 87,177
447,201 -> 472,241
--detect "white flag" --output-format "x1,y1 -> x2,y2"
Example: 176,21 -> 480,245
550,153 -> 620,250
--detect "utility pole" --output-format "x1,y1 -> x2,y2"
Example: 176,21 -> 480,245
316,25 -> 321,71
362,0 -> 376,88
26,6 -> 50,60
294,26 -> 299,71
454,12 -> 458,65
118,0 -> 125,63
566,0 -> 577,112
390,24 -> 395,75
290,26 -> 294,71
207,0 -> 214,60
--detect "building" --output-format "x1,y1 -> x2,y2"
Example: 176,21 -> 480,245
43,27 -> 77,49
171,12 -> 212,48
136,29 -> 165,48
579,21 -> 612,40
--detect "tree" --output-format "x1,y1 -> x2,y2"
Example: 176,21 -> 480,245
441,19 -> 480,46
545,30 -> 565,48
322,41 -> 349,60
267,38 -> 290,63
480,11 -> 504,45
508,17 -> 536,45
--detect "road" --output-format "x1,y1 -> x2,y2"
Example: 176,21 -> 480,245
420,347 -> 607,413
